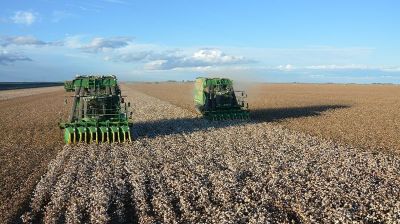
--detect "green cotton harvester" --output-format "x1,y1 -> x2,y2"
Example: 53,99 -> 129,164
194,77 -> 249,120
60,75 -> 133,144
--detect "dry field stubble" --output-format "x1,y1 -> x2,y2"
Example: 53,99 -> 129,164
23,86 -> 400,223
0,88 -> 67,223
131,82 -> 400,153
0,86 -> 63,101
131,83 -> 194,112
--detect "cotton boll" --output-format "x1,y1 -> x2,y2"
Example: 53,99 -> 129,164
22,87 -> 400,223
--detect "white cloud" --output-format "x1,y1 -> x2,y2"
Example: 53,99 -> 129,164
277,64 -> 294,71
309,74 -> 325,78
52,37 -> 388,73
80,37 -> 133,52
108,44 -> 178,62
0,50 -> 32,65
144,60 -> 168,70
106,51 -> 157,62
145,49 -> 253,70
63,36 -> 84,48
0,36 -> 63,47
11,11 -> 37,25
102,46 -> 253,70
192,49 -> 245,63
0,34 -> 398,82
1,36 -> 45,46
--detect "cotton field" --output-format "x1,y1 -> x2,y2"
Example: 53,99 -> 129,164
17,86 -> 400,223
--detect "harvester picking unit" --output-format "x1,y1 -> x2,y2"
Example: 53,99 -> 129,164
194,77 -> 249,120
60,75 -> 132,144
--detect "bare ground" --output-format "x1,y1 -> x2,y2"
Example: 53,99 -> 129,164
22,87 -> 400,223
0,86 -> 63,101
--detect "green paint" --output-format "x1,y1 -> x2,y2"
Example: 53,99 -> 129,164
60,75 -> 132,144
193,77 -> 249,120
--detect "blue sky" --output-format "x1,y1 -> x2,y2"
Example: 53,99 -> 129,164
0,0 -> 399,83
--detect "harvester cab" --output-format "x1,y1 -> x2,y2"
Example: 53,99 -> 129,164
60,75 -> 133,144
194,77 -> 249,120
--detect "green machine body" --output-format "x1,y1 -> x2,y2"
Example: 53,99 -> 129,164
194,77 -> 249,120
60,75 -> 132,144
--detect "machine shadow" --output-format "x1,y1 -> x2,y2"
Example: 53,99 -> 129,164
250,104 -> 350,122
132,104 -> 350,139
